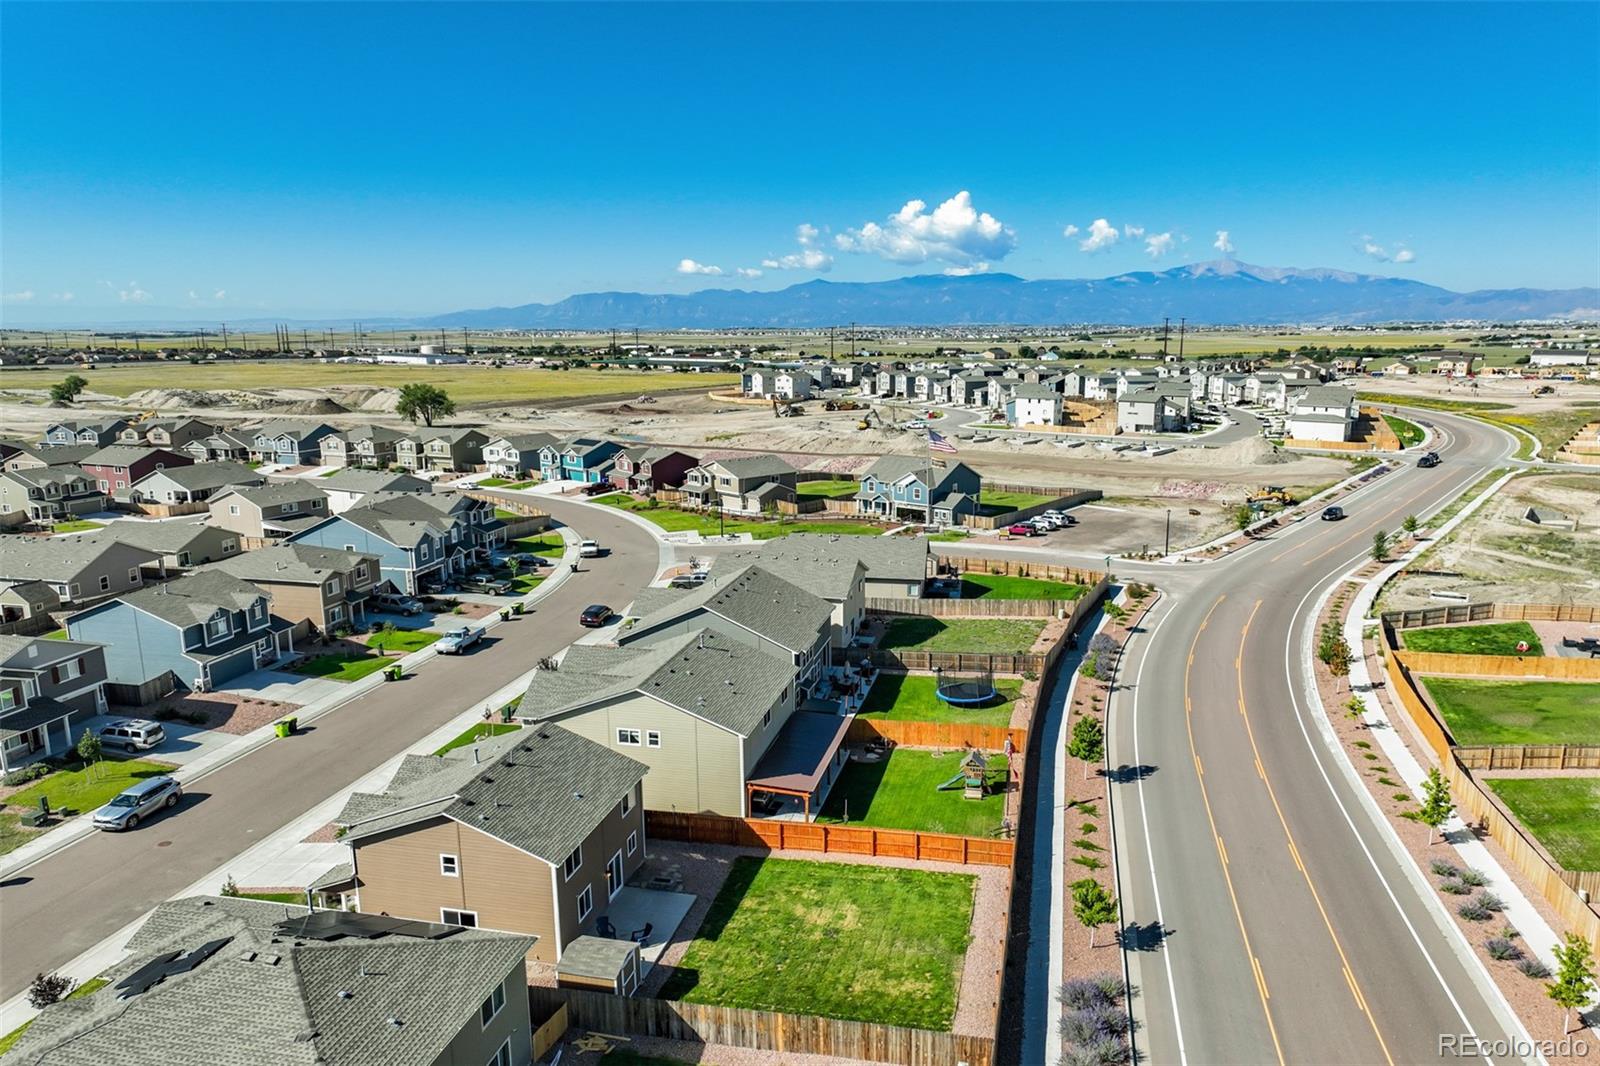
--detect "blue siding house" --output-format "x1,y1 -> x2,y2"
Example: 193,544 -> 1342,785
249,421 -> 339,466
66,570 -> 295,697
855,455 -> 983,525
537,437 -> 622,484
287,491 -> 493,594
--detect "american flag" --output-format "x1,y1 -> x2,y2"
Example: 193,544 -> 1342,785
927,429 -> 957,454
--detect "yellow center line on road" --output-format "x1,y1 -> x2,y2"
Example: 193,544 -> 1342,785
1182,594 -> 1286,1066
1234,599 -> 1397,1066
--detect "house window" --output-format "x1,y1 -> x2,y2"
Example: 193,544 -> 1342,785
208,616 -> 229,639
418,544 -> 430,561
329,605 -> 344,623
488,1039 -> 512,1066
441,908 -> 477,928
441,854 -> 459,877
98,479 -> 108,491
98,576 -> 111,592
479,984 -> 504,1027
128,567 -> 141,582
327,577 -> 341,595
646,730 -> 661,748
762,709 -> 772,729
618,792 -> 633,817
627,831 -> 638,857
228,504 -> 239,515
57,658 -> 82,682
312,499 -> 323,509
576,885 -> 594,920
616,728 -> 641,746
562,845 -> 583,881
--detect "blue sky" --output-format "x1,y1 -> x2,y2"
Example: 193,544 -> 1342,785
3,1 -> 1596,322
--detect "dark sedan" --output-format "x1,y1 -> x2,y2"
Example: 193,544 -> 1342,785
579,604 -> 615,628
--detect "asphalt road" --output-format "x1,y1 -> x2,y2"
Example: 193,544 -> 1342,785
1111,411 -> 1529,1065
0,495 -> 660,1000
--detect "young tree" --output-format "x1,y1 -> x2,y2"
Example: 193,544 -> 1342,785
1234,503 -> 1255,532
1402,514 -> 1420,535
1547,933 -> 1596,1033
1371,529 -> 1391,562
1068,715 -> 1105,779
1070,878 -> 1118,948
1418,767 -> 1453,845
49,374 -> 89,404
395,383 -> 456,427
76,727 -> 102,781
27,972 -> 76,1009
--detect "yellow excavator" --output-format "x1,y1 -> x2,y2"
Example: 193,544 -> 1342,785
1246,485 -> 1295,507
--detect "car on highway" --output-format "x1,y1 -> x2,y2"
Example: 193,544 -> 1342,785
579,539 -> 603,558
1321,505 -> 1345,521
435,626 -> 485,654
373,592 -> 425,615
97,718 -> 166,753
93,775 -> 182,831
461,573 -> 513,595
1417,452 -> 1441,468
579,604 -> 615,627
1006,523 -> 1042,537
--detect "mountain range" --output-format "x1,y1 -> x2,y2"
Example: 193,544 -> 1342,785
426,260 -> 1598,329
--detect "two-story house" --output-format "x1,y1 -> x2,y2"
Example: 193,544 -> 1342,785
289,492 -> 492,594
405,427 -> 489,474
207,482 -> 332,547
42,419 -> 130,447
1117,386 -> 1191,434
0,535 -> 161,606
128,461 -> 264,507
248,420 -> 338,466
335,726 -> 647,964
1,442 -> 98,474
67,570 -> 296,696
610,446 -> 698,495
0,579 -> 60,630
79,445 -> 193,501
538,437 -> 622,485
1286,385 -> 1358,442
207,543 -> 380,634
482,432 -> 560,480
116,418 -> 217,452
0,634 -> 110,772
318,424 -> 409,469
855,455 -> 982,526
0,466 -> 108,525
1006,383 -> 1063,427
681,456 -> 797,514
178,426 -> 254,463
773,369 -> 814,399
317,468 -> 431,514
90,517 -> 241,572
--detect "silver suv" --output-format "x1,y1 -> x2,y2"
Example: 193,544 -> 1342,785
98,719 -> 166,752
93,775 -> 182,831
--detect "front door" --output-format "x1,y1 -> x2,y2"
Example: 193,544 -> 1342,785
606,850 -> 624,899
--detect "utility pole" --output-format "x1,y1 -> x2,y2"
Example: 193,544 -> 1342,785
1161,317 -> 1170,360
1165,509 -> 1171,556
221,323 -> 229,350
1178,317 -> 1186,360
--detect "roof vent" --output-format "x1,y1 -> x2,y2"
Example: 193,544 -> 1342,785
387,1017 -> 404,1029
337,990 -> 354,1000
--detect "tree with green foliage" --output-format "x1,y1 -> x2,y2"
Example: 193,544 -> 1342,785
1371,529 -> 1390,562
1068,714 -> 1104,780
1402,514 -> 1420,535
50,374 -> 89,404
1070,878 -> 1118,948
1418,767 -> 1453,845
76,727 -> 102,781
1547,934 -> 1596,1033
395,383 -> 456,427
1234,503 -> 1255,532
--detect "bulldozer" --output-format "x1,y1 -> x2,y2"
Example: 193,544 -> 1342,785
1246,485 -> 1295,507
856,409 -> 876,431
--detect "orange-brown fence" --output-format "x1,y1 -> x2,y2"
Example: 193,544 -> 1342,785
1384,600 -> 1600,626
1394,648 -> 1600,681
123,499 -> 211,518
938,556 -> 1106,586
530,1001 -> 568,1060
645,810 -> 1014,867
1493,602 -> 1600,623
529,985 -> 995,1066
1455,745 -> 1600,771
846,717 -> 1025,754
870,597 -> 1078,619
865,649 -> 1045,675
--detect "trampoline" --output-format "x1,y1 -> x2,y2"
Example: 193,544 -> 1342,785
935,666 -> 999,706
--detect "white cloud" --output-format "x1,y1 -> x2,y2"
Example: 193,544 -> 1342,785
119,283 -> 151,303
1078,218 -> 1120,252
1213,230 -> 1234,255
213,289 -> 227,300
676,258 -> 724,276
54,292 -> 74,302
4,290 -> 35,302
1358,236 -> 1416,265
836,190 -> 1016,267
188,290 -> 199,300
1124,224 -> 1146,240
735,267 -> 763,279
762,223 -> 834,271
1393,248 -> 1416,264
1062,224 -> 1080,238
943,263 -> 991,277
1144,232 -> 1176,259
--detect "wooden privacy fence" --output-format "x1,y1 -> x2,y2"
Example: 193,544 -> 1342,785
530,1002 -> 568,1060
124,499 -> 211,518
1455,745 -> 1600,771
645,810 -> 1014,867
529,986 -> 995,1066
1394,648 -> 1600,681
463,489 -> 550,518
1383,603 -> 1498,629
847,717 -> 1025,754
964,490 -> 1103,531
1493,602 -> 1600,623
939,556 -> 1106,587
1384,600 -> 1600,626
870,597 -> 1077,619
865,650 -> 1045,675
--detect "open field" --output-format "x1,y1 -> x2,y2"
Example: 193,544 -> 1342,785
1399,622 -> 1544,656
1421,678 -> 1600,747
659,856 -> 975,1030
859,673 -> 1021,726
818,749 -> 1011,838
880,617 -> 1045,654
592,493 -> 880,539
1485,777 -> 1600,870
1358,380 -> 1600,458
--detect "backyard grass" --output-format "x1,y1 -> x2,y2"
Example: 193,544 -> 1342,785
234,891 -> 308,904
960,573 -> 1085,600
927,529 -> 970,542
818,749 -> 1011,837
1485,777 -> 1600,870
43,628 -> 68,640
289,652 -> 394,682
433,721 -> 522,756
51,520 -> 103,534
1421,678 -> 1600,746
0,812 -> 34,856
1400,622 -> 1544,656
795,478 -> 860,499
478,478 -> 535,489
880,617 -> 1045,654
859,673 -> 1021,726
6,758 -> 174,817
593,493 -> 880,539
365,628 -> 441,654
1385,414 -> 1426,448
512,532 -> 566,557
659,856 -> 975,1030
976,490 -> 1056,516
0,978 -> 109,1055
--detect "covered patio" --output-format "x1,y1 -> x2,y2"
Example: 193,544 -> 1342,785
0,696 -> 76,773
745,709 -> 856,821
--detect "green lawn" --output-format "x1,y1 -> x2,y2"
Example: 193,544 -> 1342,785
659,856 -> 975,1030
512,532 -> 566,557
6,759 -> 174,817
481,478 -> 536,490
1385,414 -> 1426,448
859,673 -> 1020,726
593,493 -> 880,539
289,652 -> 394,682
976,490 -> 1056,516
818,749 -> 1011,837
43,628 -> 68,640
51,520 -> 103,533
0,978 -> 109,1055
1421,678 -> 1600,746
1485,777 -> 1600,870
880,616 -> 1045,654
927,529 -> 970,542
235,891 -> 308,904
365,628 -> 441,654
795,478 -> 860,499
1401,622 -> 1544,657
0,812 -> 34,856
433,721 -> 522,756
960,573 -> 1085,600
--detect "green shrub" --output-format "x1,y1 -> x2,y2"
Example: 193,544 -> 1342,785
2,764 -> 51,787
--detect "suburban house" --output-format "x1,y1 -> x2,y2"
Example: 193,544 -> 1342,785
248,420 -> 338,466
1286,385 -> 1358,442
0,579 -> 60,630
4,895 -> 537,1066
207,543 -> 379,634
79,445 -> 193,501
318,424 -> 410,469
0,535 -> 160,606
404,427 -> 490,473
90,517 -> 241,571
537,437 -> 622,484
707,543 -> 871,646
1242,374 -> 1289,410
1006,383 -> 1063,427
2,442 -> 98,474
208,482 -> 332,546
949,371 -> 994,406
1117,385 -> 1192,433
681,456 -> 797,514
0,634 -> 110,772
855,454 -> 982,526
42,419 -> 130,447
773,368 -> 814,399
610,446 -> 698,494
118,418 -> 217,452
482,432 -> 560,480
179,426 -> 254,463
335,726 -> 647,965
128,461 -> 264,507
289,492 -> 495,594
0,466 -> 107,525
317,468 -> 431,514
1431,351 -> 1480,376
741,367 -> 774,397
1205,373 -> 1250,405
67,570 -> 297,696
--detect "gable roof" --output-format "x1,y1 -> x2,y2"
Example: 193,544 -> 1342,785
709,532 -> 928,595
0,535 -> 160,582
134,461 -> 262,492
3,465 -> 93,490
206,543 -> 371,585
89,518 -> 227,554
706,455 -> 795,480
110,570 -> 266,627
80,445 -> 183,468
624,565 -> 830,654
250,420 -> 335,441
316,469 -> 431,495
215,481 -> 329,509
0,633 -> 102,672
488,432 -> 560,452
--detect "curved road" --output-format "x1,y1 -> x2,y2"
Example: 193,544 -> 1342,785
1111,411 -> 1527,1064
0,495 -> 662,1000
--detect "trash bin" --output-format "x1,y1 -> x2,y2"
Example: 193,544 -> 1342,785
511,602 -> 524,616
274,718 -> 295,738
499,608 -> 512,621
386,664 -> 403,681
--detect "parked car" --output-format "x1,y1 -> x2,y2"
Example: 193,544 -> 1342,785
579,604 -> 615,627
1006,523 -> 1042,537
497,551 -> 546,568
436,626 -> 485,654
581,482 -> 612,496
98,719 -> 166,753
579,539 -> 603,558
669,572 -> 709,590
373,592 -> 425,616
1321,506 -> 1345,521
461,574 -> 513,595
1417,452 -> 1441,468
93,776 -> 182,831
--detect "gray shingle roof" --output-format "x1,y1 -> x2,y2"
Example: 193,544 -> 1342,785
0,535 -> 160,582
710,533 -> 927,597
316,469 -> 430,495
80,445 -> 179,467
112,570 -> 266,627
709,455 -> 795,479
3,465 -> 93,490
89,518 -> 222,554
206,543 -> 371,585
217,481 -> 329,508
0,633 -> 102,671
133,461 -> 261,491
623,565 -> 830,654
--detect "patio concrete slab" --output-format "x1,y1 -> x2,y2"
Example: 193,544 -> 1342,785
597,886 -> 695,975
